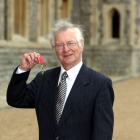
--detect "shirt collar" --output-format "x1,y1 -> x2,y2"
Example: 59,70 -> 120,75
59,61 -> 83,82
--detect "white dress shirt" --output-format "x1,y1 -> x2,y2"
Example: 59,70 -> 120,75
16,67 -> 27,74
58,61 -> 83,110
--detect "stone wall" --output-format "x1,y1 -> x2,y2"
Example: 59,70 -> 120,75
0,46 -> 58,82
1,45 -> 140,83
84,45 -> 132,77
132,48 -> 140,76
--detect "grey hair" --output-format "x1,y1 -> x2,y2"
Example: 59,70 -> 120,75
49,20 -> 84,47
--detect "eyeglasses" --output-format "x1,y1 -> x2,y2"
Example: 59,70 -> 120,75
55,41 -> 78,50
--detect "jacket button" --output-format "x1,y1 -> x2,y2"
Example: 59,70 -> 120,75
56,136 -> 59,140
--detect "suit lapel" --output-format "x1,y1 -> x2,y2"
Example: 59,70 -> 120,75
58,64 -> 91,126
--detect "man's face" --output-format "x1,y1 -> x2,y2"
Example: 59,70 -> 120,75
54,28 -> 84,70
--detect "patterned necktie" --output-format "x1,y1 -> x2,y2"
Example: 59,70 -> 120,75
56,71 -> 68,123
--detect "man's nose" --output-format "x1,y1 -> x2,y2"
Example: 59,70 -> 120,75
63,44 -> 70,51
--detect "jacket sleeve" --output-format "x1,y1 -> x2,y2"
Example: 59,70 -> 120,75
92,78 -> 114,140
6,67 -> 43,108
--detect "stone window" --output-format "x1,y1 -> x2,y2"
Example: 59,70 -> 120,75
14,0 -> 26,36
110,8 -> 120,38
60,0 -> 70,19
39,0 -> 49,36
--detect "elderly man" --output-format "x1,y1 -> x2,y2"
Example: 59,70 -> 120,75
7,20 -> 114,140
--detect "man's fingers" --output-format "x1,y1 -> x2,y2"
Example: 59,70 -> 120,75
20,52 -> 41,71
24,52 -> 40,64
23,54 -> 31,66
33,52 -> 40,64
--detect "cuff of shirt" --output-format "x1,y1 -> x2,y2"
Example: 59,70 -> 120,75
16,67 -> 27,74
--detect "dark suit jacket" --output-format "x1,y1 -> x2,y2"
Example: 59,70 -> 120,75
7,64 -> 114,140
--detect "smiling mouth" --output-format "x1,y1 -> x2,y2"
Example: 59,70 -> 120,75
64,54 -> 73,57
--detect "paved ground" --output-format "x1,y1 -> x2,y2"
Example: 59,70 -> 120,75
113,77 -> 140,140
0,77 -> 140,140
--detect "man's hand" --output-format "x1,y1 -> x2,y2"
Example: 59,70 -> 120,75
19,52 -> 40,71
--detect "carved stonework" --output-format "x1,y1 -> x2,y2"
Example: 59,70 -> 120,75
27,0 -> 38,41
135,1 -> 140,44
124,8 -> 131,44
71,0 -> 91,44
0,0 -> 4,39
97,0 -> 104,44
